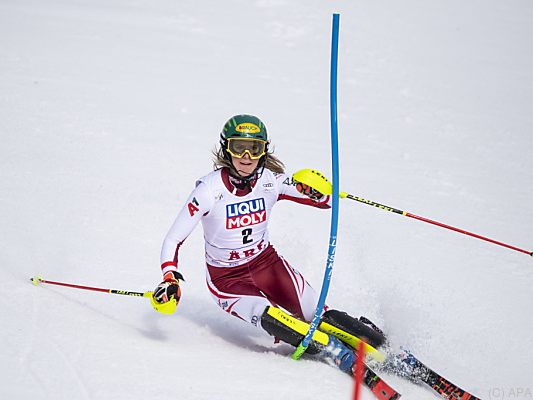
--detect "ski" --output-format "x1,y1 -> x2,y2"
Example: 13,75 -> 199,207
362,365 -> 402,400
318,314 -> 479,399
261,306 -> 401,398
387,349 -> 481,400
317,314 -> 400,398
319,317 -> 478,400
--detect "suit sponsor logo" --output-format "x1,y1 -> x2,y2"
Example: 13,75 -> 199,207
262,182 -> 274,192
188,197 -> 200,216
228,240 -> 266,260
226,198 -> 266,229
283,177 -> 296,186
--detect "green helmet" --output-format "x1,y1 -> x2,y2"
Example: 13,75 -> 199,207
219,114 -> 269,178
221,114 -> 268,142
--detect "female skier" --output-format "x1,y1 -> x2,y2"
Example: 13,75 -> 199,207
152,114 -> 384,373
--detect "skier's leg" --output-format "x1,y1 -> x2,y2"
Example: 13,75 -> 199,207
249,246 -> 320,321
320,309 -> 387,348
206,264 -> 272,327
207,264 -> 355,372
250,247 -> 386,348
259,305 -> 325,354
260,306 -> 355,373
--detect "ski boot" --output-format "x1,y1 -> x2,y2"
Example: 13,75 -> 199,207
319,334 -> 356,374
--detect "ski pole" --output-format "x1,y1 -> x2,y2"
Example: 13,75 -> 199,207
293,169 -> 533,257
31,275 -> 152,297
30,275 -> 177,314
343,193 -> 533,256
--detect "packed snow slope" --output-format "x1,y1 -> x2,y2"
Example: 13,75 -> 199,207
1,1 -> 532,399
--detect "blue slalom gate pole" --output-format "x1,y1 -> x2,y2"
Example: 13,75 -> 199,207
292,13 -> 341,360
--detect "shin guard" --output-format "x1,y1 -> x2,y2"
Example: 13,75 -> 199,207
260,306 -> 328,355
320,309 -> 386,348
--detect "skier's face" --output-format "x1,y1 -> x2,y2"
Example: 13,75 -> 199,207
231,153 -> 259,177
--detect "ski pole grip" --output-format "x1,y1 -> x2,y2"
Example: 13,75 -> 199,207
293,169 -> 349,199
293,169 -> 333,194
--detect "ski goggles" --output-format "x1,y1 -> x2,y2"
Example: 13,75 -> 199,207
226,138 -> 267,159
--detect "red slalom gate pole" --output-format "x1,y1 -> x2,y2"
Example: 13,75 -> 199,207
353,340 -> 366,400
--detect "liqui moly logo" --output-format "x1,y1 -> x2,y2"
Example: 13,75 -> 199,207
226,198 -> 266,229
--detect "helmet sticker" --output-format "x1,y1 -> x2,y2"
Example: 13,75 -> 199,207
236,123 -> 260,134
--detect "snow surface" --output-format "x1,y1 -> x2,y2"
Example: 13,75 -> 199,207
1,0 -> 532,399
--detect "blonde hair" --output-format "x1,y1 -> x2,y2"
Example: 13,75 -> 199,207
212,146 -> 285,174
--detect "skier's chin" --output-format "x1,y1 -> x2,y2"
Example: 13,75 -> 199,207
233,162 -> 255,177
236,169 -> 254,178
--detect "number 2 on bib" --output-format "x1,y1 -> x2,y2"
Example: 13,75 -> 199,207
241,228 -> 253,244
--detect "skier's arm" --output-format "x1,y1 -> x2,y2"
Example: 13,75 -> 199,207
275,172 -> 331,209
160,182 -> 212,274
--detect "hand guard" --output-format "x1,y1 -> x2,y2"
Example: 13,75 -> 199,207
153,271 -> 184,304
295,181 -> 324,201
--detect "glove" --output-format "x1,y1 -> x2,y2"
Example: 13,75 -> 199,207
295,181 -> 324,201
153,271 -> 184,304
